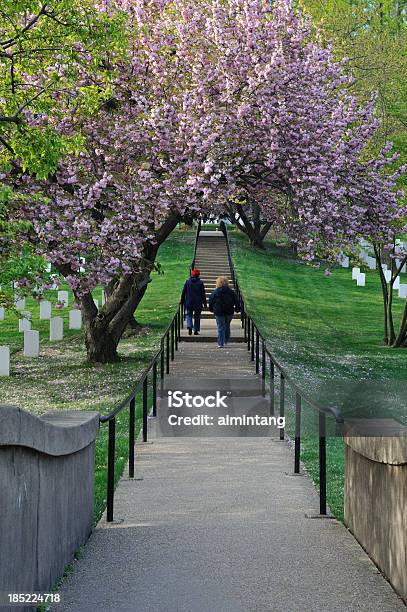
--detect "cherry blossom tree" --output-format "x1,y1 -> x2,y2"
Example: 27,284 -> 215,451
0,0 -> 126,308
9,0 -> 406,361
372,237 -> 407,348
12,0 -> 232,362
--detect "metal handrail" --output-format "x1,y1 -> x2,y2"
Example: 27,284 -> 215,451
99,281 -> 186,522
221,221 -> 345,516
221,223 -> 343,420
191,218 -> 202,271
100,221 -> 344,522
100,304 -> 183,423
100,349 -> 162,424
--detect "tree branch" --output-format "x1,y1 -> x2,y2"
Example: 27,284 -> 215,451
1,4 -> 48,50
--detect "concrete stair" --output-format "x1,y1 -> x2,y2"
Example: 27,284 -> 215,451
185,232 -> 239,342
181,317 -> 245,342
160,376 -> 264,397
54,228 -> 407,612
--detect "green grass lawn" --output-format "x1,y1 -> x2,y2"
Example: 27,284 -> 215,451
0,228 -> 194,523
231,233 -> 407,520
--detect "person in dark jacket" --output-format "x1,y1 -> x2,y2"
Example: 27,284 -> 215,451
208,276 -> 240,348
181,269 -> 207,335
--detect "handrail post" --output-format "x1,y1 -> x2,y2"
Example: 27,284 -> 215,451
191,218 -> 202,271
171,320 -> 175,361
261,341 -> 266,395
180,303 -> 184,329
175,315 -> 179,352
152,361 -> 157,417
279,373 -> 285,440
251,322 -> 255,361
160,340 -> 165,395
294,393 -> 302,474
177,308 -> 181,340
129,398 -> 135,478
106,418 -> 116,522
255,328 -> 260,373
319,412 -> 327,515
143,377 -> 148,442
269,360 -> 275,416
247,317 -> 251,351
166,332 -> 170,374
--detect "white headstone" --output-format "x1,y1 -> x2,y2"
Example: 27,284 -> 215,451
341,256 -> 349,268
15,298 -> 25,310
40,300 -> 52,320
356,273 -> 366,287
394,277 -> 401,290
0,346 -> 10,376
101,290 -> 106,306
69,310 -> 82,330
402,263 -> 407,274
381,263 -> 388,272
93,298 -> 99,309
399,285 -> 407,299
57,291 -> 69,307
352,268 -> 360,280
19,318 -> 31,332
24,330 -> 40,357
384,270 -> 392,283
367,257 -> 376,270
0,307 -> 4,321
46,263 -> 52,272
50,317 -> 63,341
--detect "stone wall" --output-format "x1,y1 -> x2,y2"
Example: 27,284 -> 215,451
344,421 -> 407,602
0,405 -> 99,608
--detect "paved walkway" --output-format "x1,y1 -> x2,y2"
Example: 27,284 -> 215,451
54,232 -> 405,611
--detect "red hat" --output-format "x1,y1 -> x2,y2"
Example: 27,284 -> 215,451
192,268 -> 200,277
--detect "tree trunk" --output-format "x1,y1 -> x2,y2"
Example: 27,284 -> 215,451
85,321 -> 120,363
393,301 -> 407,347
82,270 -> 151,363
76,213 -> 180,363
387,282 -> 396,346
374,244 -> 390,345
232,202 -> 271,249
102,283 -> 146,334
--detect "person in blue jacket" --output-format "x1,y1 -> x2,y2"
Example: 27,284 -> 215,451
181,269 -> 207,336
208,276 -> 240,348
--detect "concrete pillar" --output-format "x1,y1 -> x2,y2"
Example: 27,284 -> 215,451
50,317 -> 63,341
40,300 -> 52,320
344,421 -> 407,601
69,310 -> 82,330
356,273 -> 365,287
24,330 -> 40,357
57,291 -> 69,307
0,347 -> 10,376
19,319 -> 31,333
15,298 -> 25,310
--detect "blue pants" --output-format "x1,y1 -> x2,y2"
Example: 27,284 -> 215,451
215,314 -> 233,347
186,308 -> 201,333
